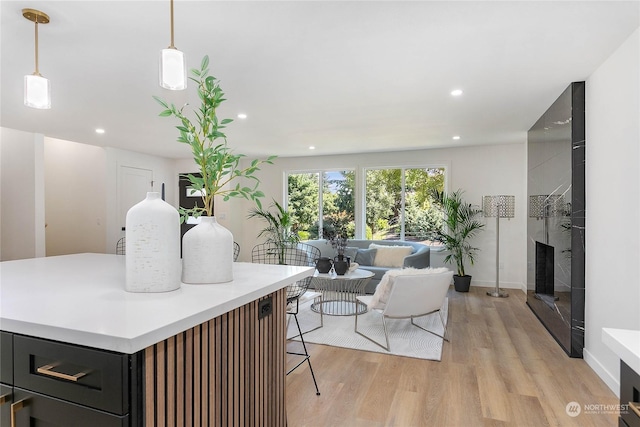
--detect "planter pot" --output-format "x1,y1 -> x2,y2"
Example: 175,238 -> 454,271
315,257 -> 333,274
125,192 -> 181,293
453,274 -> 472,292
182,216 -> 233,284
333,260 -> 349,275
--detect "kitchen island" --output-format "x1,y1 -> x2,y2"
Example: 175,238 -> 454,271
0,253 -> 313,426
603,328 -> 640,427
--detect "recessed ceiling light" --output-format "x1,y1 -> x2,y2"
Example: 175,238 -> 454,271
450,89 -> 463,96
237,113 -> 247,119
452,135 -> 461,140
95,128 -> 105,134
309,146 -> 315,150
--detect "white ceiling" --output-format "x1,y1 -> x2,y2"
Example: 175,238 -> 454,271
1,1 -> 638,159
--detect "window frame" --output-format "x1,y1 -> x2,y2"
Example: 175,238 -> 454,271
285,164 -> 448,245
285,168 -> 356,240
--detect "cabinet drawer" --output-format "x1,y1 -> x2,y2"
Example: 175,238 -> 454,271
12,387 -> 128,427
1,331 -> 12,384
14,335 -> 129,415
1,383 -> 12,427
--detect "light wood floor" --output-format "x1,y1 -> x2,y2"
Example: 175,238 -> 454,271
286,286 -> 618,426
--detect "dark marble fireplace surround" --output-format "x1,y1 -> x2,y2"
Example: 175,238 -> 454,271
526,82 -> 585,358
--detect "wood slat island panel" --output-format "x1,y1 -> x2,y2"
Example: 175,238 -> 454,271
144,288 -> 287,427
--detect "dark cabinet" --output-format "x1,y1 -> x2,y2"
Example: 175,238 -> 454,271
620,361 -> 640,427
2,333 -> 140,426
1,383 -> 12,427
1,332 -> 14,426
11,388 -> 129,427
1,331 -> 13,384
14,335 -> 129,415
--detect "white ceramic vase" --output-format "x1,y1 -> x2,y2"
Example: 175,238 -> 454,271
125,192 -> 181,292
182,216 -> 233,284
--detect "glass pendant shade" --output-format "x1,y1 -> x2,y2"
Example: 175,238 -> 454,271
160,48 -> 186,90
24,74 -> 51,109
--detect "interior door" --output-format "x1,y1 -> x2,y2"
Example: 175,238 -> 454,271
178,173 -> 204,241
117,166 -> 153,232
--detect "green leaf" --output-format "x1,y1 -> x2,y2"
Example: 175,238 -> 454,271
201,55 -> 210,71
152,96 -> 168,108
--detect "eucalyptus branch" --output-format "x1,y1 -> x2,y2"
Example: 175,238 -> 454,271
154,55 -> 276,222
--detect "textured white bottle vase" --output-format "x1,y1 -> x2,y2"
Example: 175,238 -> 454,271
125,192 -> 181,292
182,216 -> 233,284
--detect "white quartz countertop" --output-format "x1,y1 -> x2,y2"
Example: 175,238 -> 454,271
602,328 -> 640,374
0,253 -> 313,354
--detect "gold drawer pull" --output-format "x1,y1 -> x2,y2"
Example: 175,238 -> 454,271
0,392 -> 10,405
11,398 -> 28,427
36,363 -> 87,382
630,401 -> 640,418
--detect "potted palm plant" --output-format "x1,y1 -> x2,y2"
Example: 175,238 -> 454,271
154,55 -> 275,284
248,200 -> 299,264
433,189 -> 484,292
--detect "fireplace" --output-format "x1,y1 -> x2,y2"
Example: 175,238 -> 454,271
535,241 -> 555,298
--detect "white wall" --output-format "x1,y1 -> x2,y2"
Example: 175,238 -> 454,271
105,148 -> 178,254
44,137 -> 107,255
0,128 -> 46,260
0,127 -> 179,259
584,28 -> 640,395
234,143 -> 528,291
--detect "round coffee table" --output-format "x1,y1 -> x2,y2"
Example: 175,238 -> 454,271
310,268 -> 374,316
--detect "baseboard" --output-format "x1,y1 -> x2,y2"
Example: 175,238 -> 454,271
470,279 -> 525,291
584,348 -> 619,397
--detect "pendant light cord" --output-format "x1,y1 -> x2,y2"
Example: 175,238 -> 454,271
169,0 -> 175,48
34,21 -> 40,75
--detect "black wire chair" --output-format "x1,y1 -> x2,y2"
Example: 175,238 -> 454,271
251,242 -> 321,396
116,237 -> 126,255
233,241 -> 240,261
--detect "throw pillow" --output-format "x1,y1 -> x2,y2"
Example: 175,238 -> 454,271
368,267 -> 450,310
354,248 -> 377,266
343,246 -> 359,262
369,243 -> 413,268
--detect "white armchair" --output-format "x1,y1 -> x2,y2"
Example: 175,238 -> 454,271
354,269 -> 453,351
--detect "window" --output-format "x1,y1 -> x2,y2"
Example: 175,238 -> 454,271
365,167 -> 444,243
287,170 -> 355,240
287,166 -> 445,244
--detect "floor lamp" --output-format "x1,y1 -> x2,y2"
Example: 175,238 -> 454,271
483,195 -> 515,298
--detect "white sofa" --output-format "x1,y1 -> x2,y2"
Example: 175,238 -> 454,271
304,239 -> 431,294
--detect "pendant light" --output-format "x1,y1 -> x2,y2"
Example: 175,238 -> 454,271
23,8 -> 51,109
159,0 -> 186,90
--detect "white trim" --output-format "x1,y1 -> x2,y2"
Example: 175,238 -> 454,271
584,348 -> 619,397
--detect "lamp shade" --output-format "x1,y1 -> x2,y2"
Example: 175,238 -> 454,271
159,48 -> 187,90
24,74 -> 51,109
528,194 -> 565,218
483,195 -> 515,218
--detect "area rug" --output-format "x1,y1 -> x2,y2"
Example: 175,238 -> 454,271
287,298 -> 448,361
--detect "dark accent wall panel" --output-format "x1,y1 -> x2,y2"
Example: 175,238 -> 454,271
143,288 -> 287,426
526,81 -> 586,358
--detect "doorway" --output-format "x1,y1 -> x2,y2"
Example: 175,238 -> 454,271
117,166 -> 153,234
